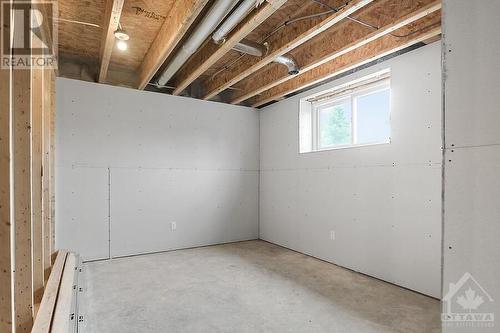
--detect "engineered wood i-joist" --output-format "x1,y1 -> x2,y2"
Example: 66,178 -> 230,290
202,0 -> 375,100
98,0 -> 125,83
231,0 -> 442,104
249,24 -> 442,107
171,0 -> 288,95
137,0 -> 210,89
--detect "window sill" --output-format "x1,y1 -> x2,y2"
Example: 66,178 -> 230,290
300,141 -> 391,154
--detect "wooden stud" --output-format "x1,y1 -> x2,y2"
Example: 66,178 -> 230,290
42,69 -> 52,282
231,1 -> 442,104
250,25 -> 442,107
32,67 -> 44,312
12,65 -> 34,333
49,71 -> 56,261
0,25 -> 12,333
171,0 -> 288,96
98,0 -> 125,83
137,0 -> 210,90
202,0 -> 374,100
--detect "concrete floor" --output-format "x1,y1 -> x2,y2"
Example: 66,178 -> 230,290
80,240 -> 441,333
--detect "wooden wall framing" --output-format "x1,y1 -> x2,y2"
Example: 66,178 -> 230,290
0,1 -> 57,331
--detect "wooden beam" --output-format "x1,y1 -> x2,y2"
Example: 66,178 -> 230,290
0,31 -> 12,333
136,0 -> 210,90
171,0 -> 288,96
98,0 -> 125,83
202,0 -> 374,100
249,25 -> 442,107
231,0 -> 442,104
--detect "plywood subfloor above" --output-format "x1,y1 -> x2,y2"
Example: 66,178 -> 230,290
57,0 -> 442,105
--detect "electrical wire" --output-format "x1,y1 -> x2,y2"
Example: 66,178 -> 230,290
210,0 -> 438,80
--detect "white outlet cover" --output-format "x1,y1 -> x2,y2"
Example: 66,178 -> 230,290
171,222 -> 177,231
330,230 -> 335,240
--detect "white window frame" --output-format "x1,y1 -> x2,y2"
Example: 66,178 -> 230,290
310,79 -> 391,152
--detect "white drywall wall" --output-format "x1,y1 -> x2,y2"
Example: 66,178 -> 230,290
56,79 -> 259,260
259,42 -> 442,298
442,1 -> 500,331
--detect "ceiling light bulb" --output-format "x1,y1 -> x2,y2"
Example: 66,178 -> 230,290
117,40 -> 128,51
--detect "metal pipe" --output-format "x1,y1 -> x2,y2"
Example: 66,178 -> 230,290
212,0 -> 262,44
157,0 -> 239,86
233,40 -> 300,75
233,40 -> 267,57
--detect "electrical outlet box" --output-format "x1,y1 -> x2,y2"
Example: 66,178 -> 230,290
171,222 -> 177,231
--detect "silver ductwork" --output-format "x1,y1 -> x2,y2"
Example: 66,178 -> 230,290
233,40 -> 300,76
157,0 -> 239,86
233,39 -> 268,57
273,55 -> 300,75
212,0 -> 262,44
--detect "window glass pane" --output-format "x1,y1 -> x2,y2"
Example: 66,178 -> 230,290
356,88 -> 390,144
319,101 -> 352,148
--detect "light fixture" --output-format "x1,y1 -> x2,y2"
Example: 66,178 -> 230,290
114,24 -> 129,51
116,40 -> 128,51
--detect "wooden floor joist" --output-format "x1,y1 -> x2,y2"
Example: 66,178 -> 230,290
230,0 -> 442,105
98,0 -> 125,83
170,0 -> 288,96
249,24 -> 442,107
136,0 -> 210,90
201,0 -> 375,101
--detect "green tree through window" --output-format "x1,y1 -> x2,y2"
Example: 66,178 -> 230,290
320,104 -> 352,147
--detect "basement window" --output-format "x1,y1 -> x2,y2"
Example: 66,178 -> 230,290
299,71 -> 391,153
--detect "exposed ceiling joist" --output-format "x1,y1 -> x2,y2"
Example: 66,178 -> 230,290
98,0 -> 125,83
170,0 -> 288,96
249,24 -> 442,107
136,0 -> 210,90
231,0 -> 442,104
202,0 -> 375,101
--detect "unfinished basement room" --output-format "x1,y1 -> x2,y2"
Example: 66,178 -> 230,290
1,0 -> 499,332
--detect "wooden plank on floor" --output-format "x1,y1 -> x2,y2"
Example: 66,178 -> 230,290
51,253 -> 77,332
32,251 -> 68,333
